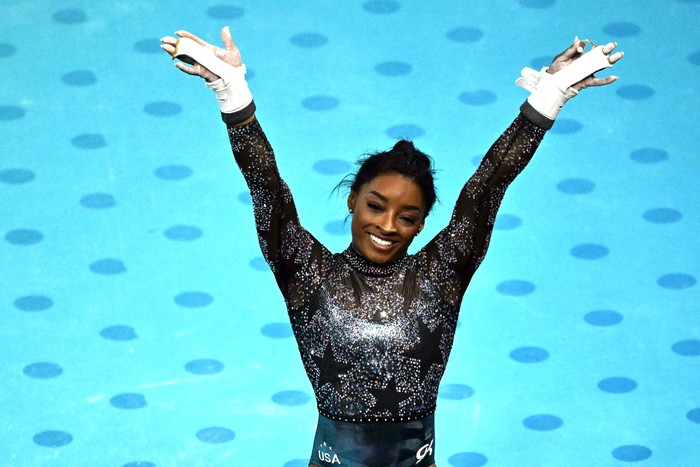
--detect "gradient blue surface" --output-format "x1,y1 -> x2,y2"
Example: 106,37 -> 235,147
2,0 -> 699,465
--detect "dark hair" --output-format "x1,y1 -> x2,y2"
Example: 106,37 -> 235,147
336,140 -> 438,216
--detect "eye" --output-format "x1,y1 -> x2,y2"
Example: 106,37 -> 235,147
400,216 -> 418,225
367,202 -> 382,212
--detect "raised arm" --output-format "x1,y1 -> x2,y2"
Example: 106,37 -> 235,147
161,27 -> 330,308
422,38 -> 624,299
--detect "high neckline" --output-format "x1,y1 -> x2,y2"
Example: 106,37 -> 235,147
342,245 -> 408,277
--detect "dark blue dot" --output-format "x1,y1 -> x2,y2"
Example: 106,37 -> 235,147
23,362 -> 63,379
324,220 -> 350,236
658,273 -> 696,290
134,39 -> 161,54
61,70 -> 97,86
33,430 -> 73,447
643,208 -> 682,224
90,259 -> 127,275
570,243 -> 609,260
612,445 -> 653,462
446,27 -> 484,43
206,5 -> 244,19
110,393 -> 147,409
616,85 -> 655,100
386,124 -> 425,139
174,292 -> 213,308
523,414 -> 563,431
283,460 -> 309,467
584,310 -> 623,327
249,256 -> 270,271
313,159 -> 352,175
598,377 -> 638,394
290,33 -> 328,48
71,133 -> 107,149
630,147 -> 668,164
375,61 -> 412,76
689,51 -> 700,66
363,0 -> 400,14
603,22 -> 642,37
496,279 -> 535,296
14,295 -> 54,312
5,228 -> 43,245
0,43 -> 17,58
687,408 -> 700,424
439,384 -> 474,400
196,426 -> 236,443
0,168 -> 35,184
302,95 -> 339,111
154,164 -> 193,180
261,322 -> 294,339
272,390 -> 311,406
144,101 -> 182,117
529,55 -> 551,70
100,325 -> 137,341
671,339 -> 700,357
185,359 -> 224,375
0,105 -> 25,121
52,8 -> 87,24
458,90 -> 497,106
556,178 -> 595,195
123,462 -> 156,467
494,214 -> 522,230
447,452 -> 488,467
471,155 -> 482,167
238,191 -> 252,205
164,225 -> 203,241
80,193 -> 116,209
510,346 -> 549,363
519,0 -> 556,8
550,118 -> 582,134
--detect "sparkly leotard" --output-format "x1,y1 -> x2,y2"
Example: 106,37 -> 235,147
227,108 -> 546,465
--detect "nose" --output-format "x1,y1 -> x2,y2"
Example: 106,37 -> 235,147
376,213 -> 397,234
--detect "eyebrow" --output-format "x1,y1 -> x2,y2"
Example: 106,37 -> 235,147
368,190 -> 422,212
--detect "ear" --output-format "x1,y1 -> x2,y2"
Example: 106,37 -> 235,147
347,192 -> 356,212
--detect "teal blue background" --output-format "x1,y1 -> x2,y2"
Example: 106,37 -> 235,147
1,1 -> 699,465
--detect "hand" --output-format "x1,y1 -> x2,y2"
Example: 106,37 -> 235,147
548,37 -> 624,91
160,26 -> 242,82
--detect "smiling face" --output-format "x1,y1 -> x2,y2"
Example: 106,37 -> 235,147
347,172 -> 426,264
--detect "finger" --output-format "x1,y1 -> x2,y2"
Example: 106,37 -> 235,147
602,41 -> 617,55
160,43 -> 176,56
175,29 -> 210,47
160,36 -> 178,45
221,25 -> 236,50
174,62 -> 201,76
586,75 -> 619,88
609,51 -> 624,65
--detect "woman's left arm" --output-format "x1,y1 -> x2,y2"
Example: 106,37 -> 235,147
423,38 -> 623,295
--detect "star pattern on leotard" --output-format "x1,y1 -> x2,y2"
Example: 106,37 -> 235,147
402,318 -> 445,381
311,340 -> 353,389
368,377 -> 408,415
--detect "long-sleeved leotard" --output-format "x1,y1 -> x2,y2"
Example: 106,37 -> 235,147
228,110 -> 546,424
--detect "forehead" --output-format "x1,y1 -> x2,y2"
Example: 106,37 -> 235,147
359,173 -> 424,205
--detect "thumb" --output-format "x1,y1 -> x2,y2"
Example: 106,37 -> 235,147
221,25 -> 235,50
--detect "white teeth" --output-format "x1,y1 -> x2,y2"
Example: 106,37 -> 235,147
370,234 -> 392,247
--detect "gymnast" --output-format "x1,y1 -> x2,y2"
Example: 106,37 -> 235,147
161,26 -> 622,467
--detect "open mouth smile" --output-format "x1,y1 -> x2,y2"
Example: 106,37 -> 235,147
369,233 -> 395,248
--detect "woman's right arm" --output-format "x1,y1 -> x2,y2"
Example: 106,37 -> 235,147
161,27 -> 330,308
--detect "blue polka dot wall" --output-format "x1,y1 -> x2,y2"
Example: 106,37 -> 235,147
1,0 -> 699,465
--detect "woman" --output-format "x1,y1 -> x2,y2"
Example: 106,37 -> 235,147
161,27 -> 622,467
